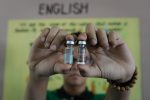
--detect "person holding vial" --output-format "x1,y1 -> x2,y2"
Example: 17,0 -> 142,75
25,24 -> 136,100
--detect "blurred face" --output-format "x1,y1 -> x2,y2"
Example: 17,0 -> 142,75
63,63 -> 86,87
63,46 -> 87,87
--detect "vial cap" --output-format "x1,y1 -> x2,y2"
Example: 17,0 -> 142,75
78,41 -> 86,45
66,40 -> 74,45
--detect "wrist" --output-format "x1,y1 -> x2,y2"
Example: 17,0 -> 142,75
29,71 -> 49,83
107,67 -> 137,91
26,72 -> 49,100
121,66 -> 136,83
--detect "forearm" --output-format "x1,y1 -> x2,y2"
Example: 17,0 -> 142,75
104,85 -> 130,100
25,73 -> 49,100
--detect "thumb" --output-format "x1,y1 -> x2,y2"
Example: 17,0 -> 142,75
54,62 -> 72,74
77,64 -> 102,77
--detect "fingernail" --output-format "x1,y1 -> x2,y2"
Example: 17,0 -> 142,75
91,39 -> 97,45
45,42 -> 50,48
50,45 -> 56,50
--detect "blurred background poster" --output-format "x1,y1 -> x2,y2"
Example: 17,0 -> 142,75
3,18 -> 141,100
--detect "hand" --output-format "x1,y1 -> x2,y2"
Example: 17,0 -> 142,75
28,27 -> 72,78
77,24 -> 135,82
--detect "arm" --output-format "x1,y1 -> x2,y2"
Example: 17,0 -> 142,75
104,85 -> 130,100
25,73 -> 48,100
77,24 -> 135,100
105,69 -> 137,100
25,27 -> 71,100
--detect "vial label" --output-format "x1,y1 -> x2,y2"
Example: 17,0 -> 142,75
64,47 -> 73,64
77,47 -> 86,64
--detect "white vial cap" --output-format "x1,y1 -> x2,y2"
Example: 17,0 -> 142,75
78,41 -> 86,45
66,40 -> 74,45
77,62 -> 86,64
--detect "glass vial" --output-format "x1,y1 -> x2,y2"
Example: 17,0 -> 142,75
77,41 -> 86,64
64,40 -> 74,64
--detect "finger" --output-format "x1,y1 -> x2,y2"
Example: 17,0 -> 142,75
77,64 -> 101,77
50,30 -> 66,51
65,34 -> 74,41
71,32 -> 82,44
108,32 -> 124,48
55,34 -> 74,53
33,28 -> 50,48
77,53 -> 102,77
96,28 -> 109,50
28,49 -> 56,71
86,23 -> 97,45
30,49 -> 55,61
44,27 -> 59,48
40,28 -> 50,42
77,33 -> 87,41
77,64 -> 89,77
54,61 -> 72,74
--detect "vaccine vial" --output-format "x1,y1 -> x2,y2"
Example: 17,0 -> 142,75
77,41 -> 86,64
64,40 -> 74,64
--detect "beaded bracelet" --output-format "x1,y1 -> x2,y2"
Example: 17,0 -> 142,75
107,68 -> 138,91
